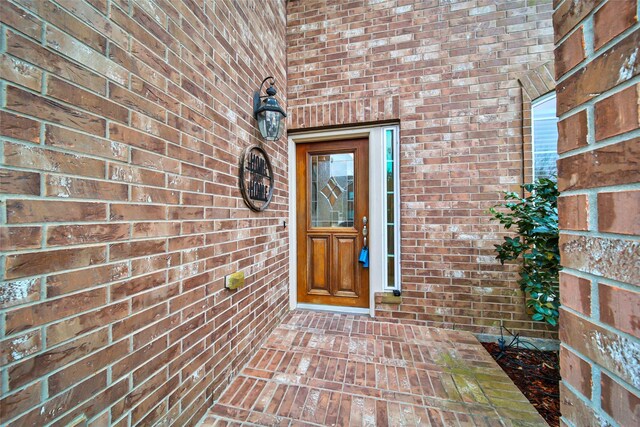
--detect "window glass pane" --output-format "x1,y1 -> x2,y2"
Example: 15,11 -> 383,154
386,129 -> 394,158
386,130 -> 394,191
533,119 -> 558,153
387,256 -> 395,288
387,193 -> 394,223
387,225 -> 394,255
532,94 -> 558,180
534,152 -> 558,180
533,95 -> 556,119
310,153 -> 354,227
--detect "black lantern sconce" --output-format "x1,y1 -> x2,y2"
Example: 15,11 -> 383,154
253,77 -> 286,141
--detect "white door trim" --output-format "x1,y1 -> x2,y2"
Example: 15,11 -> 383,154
288,125 -> 390,317
296,303 -> 370,315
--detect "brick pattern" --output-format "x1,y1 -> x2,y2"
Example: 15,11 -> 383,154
553,1 -> 640,426
201,310 -> 546,426
0,1 -> 289,426
287,0 -> 557,338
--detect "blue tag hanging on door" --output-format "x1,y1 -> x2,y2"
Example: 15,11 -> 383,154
358,246 -> 369,268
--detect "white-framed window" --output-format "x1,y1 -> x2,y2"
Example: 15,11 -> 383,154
383,126 -> 401,290
532,92 -> 558,180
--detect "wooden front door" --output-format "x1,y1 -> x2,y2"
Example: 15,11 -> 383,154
296,139 -> 369,308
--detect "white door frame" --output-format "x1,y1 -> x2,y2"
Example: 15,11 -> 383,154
288,125 -> 394,317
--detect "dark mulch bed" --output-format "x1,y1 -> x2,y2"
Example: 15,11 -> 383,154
482,342 -> 560,426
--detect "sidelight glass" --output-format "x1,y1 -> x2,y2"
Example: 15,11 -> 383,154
532,93 -> 558,180
311,153 -> 355,227
385,128 -> 399,289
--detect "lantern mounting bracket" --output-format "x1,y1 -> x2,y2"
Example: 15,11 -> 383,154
253,76 -> 279,119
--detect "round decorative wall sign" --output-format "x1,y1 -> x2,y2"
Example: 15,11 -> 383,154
239,144 -> 274,212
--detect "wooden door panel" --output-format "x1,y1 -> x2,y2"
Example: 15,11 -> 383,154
296,138 -> 369,308
308,235 -> 330,295
334,235 -> 358,297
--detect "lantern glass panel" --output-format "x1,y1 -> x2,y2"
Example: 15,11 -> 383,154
276,115 -> 285,139
258,110 -> 282,141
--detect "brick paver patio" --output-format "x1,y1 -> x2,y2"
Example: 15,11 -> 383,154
200,310 -> 547,426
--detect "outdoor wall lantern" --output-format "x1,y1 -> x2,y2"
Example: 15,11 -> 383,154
253,76 -> 286,141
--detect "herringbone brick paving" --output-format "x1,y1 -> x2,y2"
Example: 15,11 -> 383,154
199,310 -> 546,426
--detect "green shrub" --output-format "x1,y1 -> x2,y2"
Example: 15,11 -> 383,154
489,178 -> 561,326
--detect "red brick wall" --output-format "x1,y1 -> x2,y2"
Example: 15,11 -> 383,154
0,1 -> 289,425
287,0 -> 557,338
553,0 -> 640,425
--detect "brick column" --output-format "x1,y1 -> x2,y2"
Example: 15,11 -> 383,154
553,1 -> 640,426
0,1 -> 289,425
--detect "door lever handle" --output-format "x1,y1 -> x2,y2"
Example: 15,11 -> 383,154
362,216 -> 368,247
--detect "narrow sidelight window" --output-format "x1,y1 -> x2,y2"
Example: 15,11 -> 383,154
384,126 -> 400,290
532,92 -> 558,180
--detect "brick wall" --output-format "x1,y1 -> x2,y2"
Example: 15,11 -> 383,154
553,0 -> 640,426
0,0 -> 289,425
287,0 -> 557,338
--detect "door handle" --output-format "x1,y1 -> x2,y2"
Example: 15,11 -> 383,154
362,216 -> 368,247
